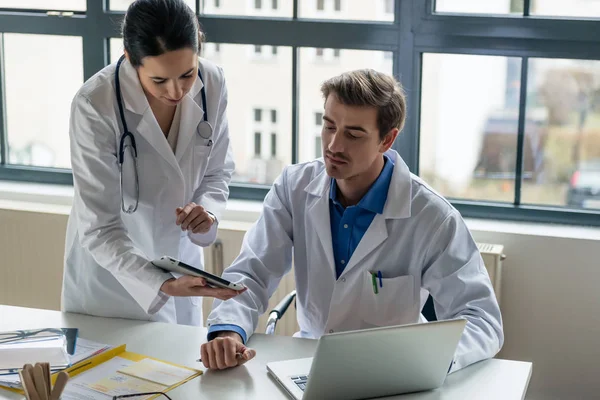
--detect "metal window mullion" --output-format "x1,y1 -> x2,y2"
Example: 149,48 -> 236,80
293,0 -> 298,19
514,57 -> 529,206
524,0 -> 531,17
0,34 -> 6,165
291,46 -> 298,164
394,0 -> 419,172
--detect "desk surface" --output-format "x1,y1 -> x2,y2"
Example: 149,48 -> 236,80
0,306 -> 532,400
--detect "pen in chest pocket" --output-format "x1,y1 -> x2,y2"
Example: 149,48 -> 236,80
371,271 -> 384,294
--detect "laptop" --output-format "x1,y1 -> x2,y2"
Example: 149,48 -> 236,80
266,319 -> 466,400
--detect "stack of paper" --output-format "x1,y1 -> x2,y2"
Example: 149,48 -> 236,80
0,330 -> 70,372
0,337 -> 113,389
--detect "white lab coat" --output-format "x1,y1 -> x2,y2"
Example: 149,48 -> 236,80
62,58 -> 234,326
207,150 -> 503,372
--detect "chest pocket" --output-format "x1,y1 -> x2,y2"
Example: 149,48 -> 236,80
359,271 -> 418,327
192,140 -> 213,189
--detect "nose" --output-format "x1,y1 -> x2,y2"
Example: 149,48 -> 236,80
327,130 -> 344,154
168,81 -> 184,100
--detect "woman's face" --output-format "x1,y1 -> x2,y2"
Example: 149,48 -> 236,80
132,48 -> 198,107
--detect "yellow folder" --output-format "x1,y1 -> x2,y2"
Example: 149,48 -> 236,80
5,344 -> 202,399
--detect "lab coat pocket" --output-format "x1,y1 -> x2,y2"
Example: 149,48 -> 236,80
359,272 -> 416,327
192,144 -> 212,188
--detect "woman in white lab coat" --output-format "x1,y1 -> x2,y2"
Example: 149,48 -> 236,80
62,0 -> 240,326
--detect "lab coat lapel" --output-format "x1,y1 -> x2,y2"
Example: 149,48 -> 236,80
175,77 -> 204,162
119,59 -> 181,173
338,150 -> 413,278
305,170 -> 336,278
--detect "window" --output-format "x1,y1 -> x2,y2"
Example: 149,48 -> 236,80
0,1 -> 86,10
254,132 -> 262,156
420,53 -> 521,203
315,136 -> 323,158
109,0 -> 195,11
315,112 -> 323,126
254,108 -> 262,122
3,33 -> 83,169
1,1 -> 599,226
271,133 -> 277,157
385,0 -> 393,14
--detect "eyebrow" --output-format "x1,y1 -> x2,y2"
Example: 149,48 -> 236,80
323,116 -> 368,133
150,68 -> 195,80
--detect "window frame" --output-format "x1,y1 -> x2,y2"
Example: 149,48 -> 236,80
0,0 -> 598,226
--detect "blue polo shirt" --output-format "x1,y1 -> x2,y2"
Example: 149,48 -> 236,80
330,154 -> 394,279
207,155 -> 395,343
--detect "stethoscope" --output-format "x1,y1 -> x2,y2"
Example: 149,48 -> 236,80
115,54 -> 213,214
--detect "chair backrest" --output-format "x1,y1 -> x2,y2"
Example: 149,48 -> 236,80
422,294 -> 437,321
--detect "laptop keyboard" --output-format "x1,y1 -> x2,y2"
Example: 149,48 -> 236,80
291,375 -> 309,391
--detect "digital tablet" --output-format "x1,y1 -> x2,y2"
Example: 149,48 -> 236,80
151,256 -> 245,291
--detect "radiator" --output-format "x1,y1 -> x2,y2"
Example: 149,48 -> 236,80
477,242 -> 506,305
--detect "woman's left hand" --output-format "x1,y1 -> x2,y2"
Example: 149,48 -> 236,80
176,202 -> 216,234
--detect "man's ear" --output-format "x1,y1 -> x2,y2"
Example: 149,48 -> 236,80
380,128 -> 399,153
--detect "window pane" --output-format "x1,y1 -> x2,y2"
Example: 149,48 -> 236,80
4,34 -> 83,169
298,48 -> 393,163
201,0 -> 293,17
300,0 -> 394,21
522,58 -> 600,210
203,44 -> 292,184
419,53 -> 521,203
271,133 -> 277,157
435,0 -> 520,15
0,0 -> 85,10
109,38 -> 124,64
531,0 -> 600,18
110,0 -> 195,11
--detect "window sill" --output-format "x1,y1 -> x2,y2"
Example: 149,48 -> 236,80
1,180 -> 599,241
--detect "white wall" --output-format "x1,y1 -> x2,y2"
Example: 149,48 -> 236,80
0,201 -> 599,399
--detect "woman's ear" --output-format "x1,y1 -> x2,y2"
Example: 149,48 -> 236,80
124,50 -> 130,62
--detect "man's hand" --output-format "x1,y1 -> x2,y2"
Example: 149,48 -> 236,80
200,331 -> 256,370
176,202 -> 215,234
160,276 -> 245,300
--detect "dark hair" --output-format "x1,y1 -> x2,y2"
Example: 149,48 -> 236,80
122,0 -> 205,67
321,69 -> 407,140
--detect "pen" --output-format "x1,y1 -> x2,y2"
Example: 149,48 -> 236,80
377,271 -> 383,288
371,273 -> 378,294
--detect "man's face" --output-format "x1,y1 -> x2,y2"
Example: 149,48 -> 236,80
321,94 -> 393,181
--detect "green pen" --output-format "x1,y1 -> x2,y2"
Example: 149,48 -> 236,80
371,272 -> 378,294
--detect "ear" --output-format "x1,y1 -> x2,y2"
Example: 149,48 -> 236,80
124,50 -> 130,62
379,128 -> 399,153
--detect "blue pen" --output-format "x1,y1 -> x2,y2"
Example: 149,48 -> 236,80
377,270 -> 383,288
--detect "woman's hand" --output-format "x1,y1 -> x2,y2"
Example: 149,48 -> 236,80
176,202 -> 215,234
160,276 -> 246,300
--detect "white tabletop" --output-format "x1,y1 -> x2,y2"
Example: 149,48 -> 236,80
0,306 -> 532,400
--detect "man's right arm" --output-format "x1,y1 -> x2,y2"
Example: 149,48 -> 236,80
201,170 -> 295,368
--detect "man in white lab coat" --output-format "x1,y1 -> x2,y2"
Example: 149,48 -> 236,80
201,69 -> 503,372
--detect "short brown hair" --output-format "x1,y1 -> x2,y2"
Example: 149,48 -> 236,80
320,69 -> 407,140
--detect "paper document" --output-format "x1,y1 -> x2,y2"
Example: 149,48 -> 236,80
118,358 -> 198,386
0,337 -> 112,389
0,336 -> 69,371
64,357 -> 173,400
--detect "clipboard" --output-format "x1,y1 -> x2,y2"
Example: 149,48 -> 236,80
4,344 -> 202,399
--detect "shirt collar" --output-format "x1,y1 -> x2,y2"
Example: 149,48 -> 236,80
329,154 -> 395,214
